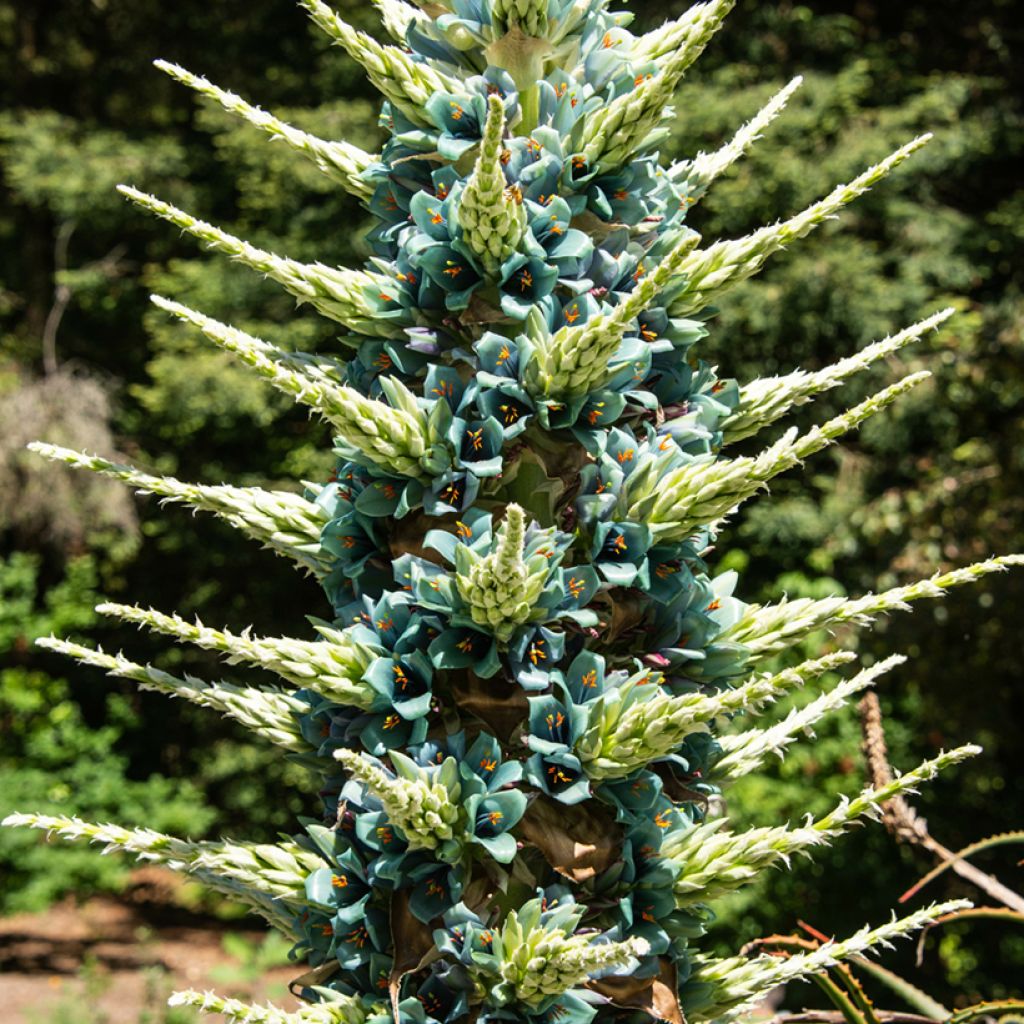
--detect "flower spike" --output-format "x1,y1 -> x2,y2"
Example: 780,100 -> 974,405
525,229 -> 702,399
665,744 -> 980,905
28,442 -> 330,572
455,95 -> 527,276
166,990 -> 366,1024
152,297 -> 436,480
686,900 -> 970,1021
335,748 -> 462,854
631,0 -> 737,64
576,652 -> 856,780
712,655 -> 906,779
37,636 -> 312,752
299,0 -> 463,126
724,308 -> 955,443
669,76 -> 804,197
666,135 -> 932,318
580,0 -> 737,170
118,186 -> 409,339
95,601 -> 378,708
629,372 -> 931,541
725,554 -> 1024,658
454,503 -> 553,640
0,813 -> 319,934
370,0 -> 423,43
154,61 -> 377,200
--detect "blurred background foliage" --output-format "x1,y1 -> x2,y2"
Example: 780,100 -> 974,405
1,0 -> 1022,1009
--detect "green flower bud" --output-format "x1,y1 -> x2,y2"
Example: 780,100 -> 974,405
336,749 -> 463,853
455,505 -> 549,641
455,95 -> 527,276
495,908 -> 648,1008
491,0 -> 549,37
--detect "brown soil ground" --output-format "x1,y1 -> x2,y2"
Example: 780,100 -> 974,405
0,869 -> 301,1023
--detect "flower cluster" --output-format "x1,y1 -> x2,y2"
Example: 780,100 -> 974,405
7,2 -> 1017,1024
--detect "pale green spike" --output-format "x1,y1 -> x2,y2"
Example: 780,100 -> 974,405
712,655 -> 905,779
495,908 -> 649,1008
150,294 -> 349,382
631,0 -> 735,64
370,0 -> 424,43
299,0 -> 463,127
579,0 -> 736,170
455,95 -> 527,276
630,371 -> 930,542
454,504 -> 551,641
685,900 -> 969,1022
668,76 -> 804,195
117,186 -> 407,340
724,554 -> 1024,658
813,743 -> 982,832
153,61 -> 377,200
168,990 -> 369,1024
28,442 -> 331,573
96,602 -> 378,708
185,867 -> 299,935
576,652 -> 855,780
524,230 -> 701,400
723,309 -> 955,443
510,939 -> 650,1006
495,503 -> 527,572
37,637 -> 311,752
335,748 -> 462,853
664,745 -> 979,905
152,297 -> 435,480
665,134 -> 932,318
0,813 -> 321,934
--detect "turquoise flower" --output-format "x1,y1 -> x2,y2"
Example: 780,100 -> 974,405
498,253 -> 560,319
305,846 -> 373,925
646,569 -> 750,688
590,520 -> 654,588
524,692 -> 591,804
317,474 -> 392,603
424,77 -> 517,160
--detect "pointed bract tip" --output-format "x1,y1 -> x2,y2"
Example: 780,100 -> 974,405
34,635 -> 67,652
117,183 -> 148,203
150,294 -> 190,318
874,652 -> 908,671
298,0 -> 329,17
26,440 -> 65,458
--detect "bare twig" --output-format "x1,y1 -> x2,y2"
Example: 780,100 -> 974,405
858,692 -> 1024,913
40,220 -> 128,376
41,219 -> 76,375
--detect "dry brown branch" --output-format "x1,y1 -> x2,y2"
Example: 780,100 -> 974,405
858,692 -> 1024,913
